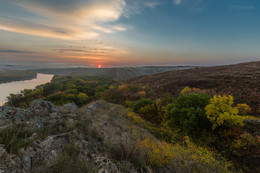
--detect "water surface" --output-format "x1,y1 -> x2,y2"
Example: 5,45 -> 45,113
0,73 -> 53,106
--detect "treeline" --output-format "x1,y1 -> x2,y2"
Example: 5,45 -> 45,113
6,75 -> 116,107
0,70 -> 37,84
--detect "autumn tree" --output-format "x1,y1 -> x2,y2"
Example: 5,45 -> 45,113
205,95 -> 247,130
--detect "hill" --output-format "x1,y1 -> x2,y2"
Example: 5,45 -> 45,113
35,66 -> 193,80
127,61 -> 260,116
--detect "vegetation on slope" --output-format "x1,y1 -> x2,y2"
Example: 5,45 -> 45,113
127,61 -> 260,116
102,84 -> 259,172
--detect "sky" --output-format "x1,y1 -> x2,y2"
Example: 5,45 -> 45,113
0,0 -> 259,67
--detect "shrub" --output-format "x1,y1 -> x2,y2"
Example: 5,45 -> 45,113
167,92 -> 211,137
102,88 -> 125,104
139,99 -> 167,124
232,133 -> 260,150
139,137 -> 232,172
47,92 -> 62,102
77,92 -> 89,105
236,103 -> 251,116
127,98 -> 154,113
127,112 -> 177,143
65,94 -> 77,103
180,86 -> 191,95
205,95 -> 247,130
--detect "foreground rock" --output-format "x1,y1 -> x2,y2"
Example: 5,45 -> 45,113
0,99 -> 81,130
0,100 -> 144,173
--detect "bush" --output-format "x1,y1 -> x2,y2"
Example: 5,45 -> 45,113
139,137 -> 232,172
102,88 -> 125,104
127,98 -> 154,113
139,99 -> 167,124
77,92 -> 89,105
167,92 -> 211,137
205,95 -> 247,130
236,103 -> 251,116
47,93 -> 62,102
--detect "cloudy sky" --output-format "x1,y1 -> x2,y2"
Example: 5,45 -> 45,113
0,0 -> 259,67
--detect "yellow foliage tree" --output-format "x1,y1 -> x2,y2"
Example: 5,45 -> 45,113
205,95 -> 247,130
180,87 -> 191,95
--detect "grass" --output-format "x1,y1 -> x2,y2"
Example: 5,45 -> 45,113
0,124 -> 33,154
34,142 -> 98,173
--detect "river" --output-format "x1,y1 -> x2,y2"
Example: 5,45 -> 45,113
0,73 -> 54,106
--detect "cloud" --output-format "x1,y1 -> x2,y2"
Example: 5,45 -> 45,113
173,0 -> 183,5
0,0 -> 127,39
0,49 -> 34,54
144,1 -> 160,9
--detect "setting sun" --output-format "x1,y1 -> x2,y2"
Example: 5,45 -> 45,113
98,65 -> 101,68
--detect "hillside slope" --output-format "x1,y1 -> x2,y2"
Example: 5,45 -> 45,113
127,61 -> 260,116
35,66 -> 193,80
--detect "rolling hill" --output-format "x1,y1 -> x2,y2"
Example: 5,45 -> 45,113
127,61 -> 260,116
35,66 -> 194,80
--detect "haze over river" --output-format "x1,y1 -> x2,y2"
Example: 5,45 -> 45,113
0,73 -> 53,106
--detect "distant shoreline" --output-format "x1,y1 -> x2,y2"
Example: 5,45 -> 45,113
0,70 -> 37,84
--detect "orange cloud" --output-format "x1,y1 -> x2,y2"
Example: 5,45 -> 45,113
0,0 -> 127,39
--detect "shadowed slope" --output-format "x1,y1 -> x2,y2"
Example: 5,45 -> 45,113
127,61 -> 260,116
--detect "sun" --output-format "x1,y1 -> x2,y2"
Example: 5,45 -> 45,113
98,65 -> 101,68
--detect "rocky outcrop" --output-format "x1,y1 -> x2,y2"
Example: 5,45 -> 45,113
0,99 -> 62,129
59,102 -> 79,117
0,100 -> 141,173
12,131 -> 75,172
31,99 -> 58,117
0,99 -> 83,130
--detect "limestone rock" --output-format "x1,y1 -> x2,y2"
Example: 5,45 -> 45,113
59,102 -> 79,117
30,99 -> 58,117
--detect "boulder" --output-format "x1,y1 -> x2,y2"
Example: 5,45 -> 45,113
30,99 -> 58,117
59,102 -> 79,117
17,132 -> 74,172
0,107 -> 29,127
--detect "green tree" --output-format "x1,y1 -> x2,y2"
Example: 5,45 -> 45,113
167,92 -> 211,137
128,98 -> 154,113
77,92 -> 89,105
